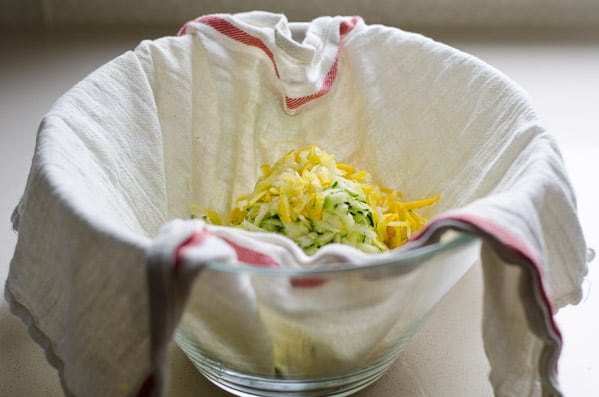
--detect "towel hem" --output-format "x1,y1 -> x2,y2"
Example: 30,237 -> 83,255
3,281 -> 76,397
414,214 -> 563,396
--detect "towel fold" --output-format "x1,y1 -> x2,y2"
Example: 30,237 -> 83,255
5,11 -> 587,397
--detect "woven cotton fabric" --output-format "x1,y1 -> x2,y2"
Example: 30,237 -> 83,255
6,11 -> 587,397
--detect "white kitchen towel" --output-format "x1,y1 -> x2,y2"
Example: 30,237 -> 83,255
5,11 -> 588,397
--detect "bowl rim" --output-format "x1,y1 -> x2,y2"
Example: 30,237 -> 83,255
204,232 -> 478,276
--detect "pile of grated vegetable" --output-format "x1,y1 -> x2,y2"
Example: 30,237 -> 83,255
192,146 -> 439,254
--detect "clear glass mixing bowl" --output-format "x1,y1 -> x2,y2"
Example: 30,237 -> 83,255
175,232 -> 480,397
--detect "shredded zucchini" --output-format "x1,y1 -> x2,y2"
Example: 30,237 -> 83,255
191,146 -> 439,254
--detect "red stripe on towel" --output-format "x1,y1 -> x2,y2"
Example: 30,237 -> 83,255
421,213 -> 562,343
173,229 -> 328,289
284,55 -> 339,109
194,15 -> 281,78
178,15 -> 362,110
222,237 -> 280,268
174,228 -> 211,268
340,16 -> 361,35
221,238 -> 328,288
290,277 -> 328,288
285,15 -> 360,110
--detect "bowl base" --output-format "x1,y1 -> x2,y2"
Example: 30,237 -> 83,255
176,331 -> 403,397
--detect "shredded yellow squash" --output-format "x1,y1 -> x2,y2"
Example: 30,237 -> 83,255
191,145 -> 439,254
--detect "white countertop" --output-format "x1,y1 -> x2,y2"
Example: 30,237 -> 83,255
1,26 -> 597,397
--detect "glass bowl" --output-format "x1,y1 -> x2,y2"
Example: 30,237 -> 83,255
175,232 -> 480,397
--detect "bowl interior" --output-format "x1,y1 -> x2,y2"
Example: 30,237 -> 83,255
176,233 -> 480,396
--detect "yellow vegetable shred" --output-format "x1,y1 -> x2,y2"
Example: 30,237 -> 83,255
192,146 -> 439,254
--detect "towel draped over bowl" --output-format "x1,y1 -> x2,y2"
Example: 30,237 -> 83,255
5,11 -> 588,397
